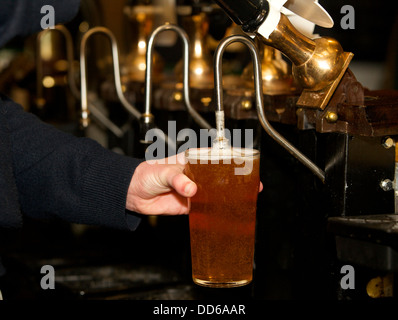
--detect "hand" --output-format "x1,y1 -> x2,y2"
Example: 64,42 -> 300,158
126,153 -> 197,215
126,153 -> 264,216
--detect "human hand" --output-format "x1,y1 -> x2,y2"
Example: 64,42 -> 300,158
126,153 -> 197,215
126,152 -> 264,216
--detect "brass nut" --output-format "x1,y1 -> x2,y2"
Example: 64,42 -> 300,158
296,108 -> 303,116
201,97 -> 212,107
366,274 -> 394,298
382,136 -> 394,149
366,277 -> 384,298
325,111 -> 338,123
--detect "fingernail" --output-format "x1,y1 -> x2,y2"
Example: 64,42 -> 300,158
184,183 -> 193,196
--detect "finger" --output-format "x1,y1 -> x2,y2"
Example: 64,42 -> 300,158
259,181 -> 263,193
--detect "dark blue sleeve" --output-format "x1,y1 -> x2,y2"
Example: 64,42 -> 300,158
1,95 -> 143,231
0,0 -> 81,47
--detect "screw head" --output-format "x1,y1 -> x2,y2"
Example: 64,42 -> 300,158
325,111 -> 338,123
380,179 -> 393,191
296,108 -> 303,116
382,137 -> 394,149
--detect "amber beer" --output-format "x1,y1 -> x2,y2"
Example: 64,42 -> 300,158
185,147 -> 260,288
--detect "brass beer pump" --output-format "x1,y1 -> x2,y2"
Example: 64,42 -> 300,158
242,37 -> 298,95
123,1 -> 160,83
212,0 -> 353,110
258,13 -> 353,109
154,1 -> 217,116
122,0 -> 165,104
175,4 -> 214,90
211,0 -> 359,182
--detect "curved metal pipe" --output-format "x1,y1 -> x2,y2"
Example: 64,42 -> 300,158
144,23 -> 212,130
36,25 -> 80,105
80,26 -> 176,152
214,35 -> 326,183
80,27 -> 141,125
36,26 -> 126,137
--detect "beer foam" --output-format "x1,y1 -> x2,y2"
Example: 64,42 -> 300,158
186,147 -> 259,160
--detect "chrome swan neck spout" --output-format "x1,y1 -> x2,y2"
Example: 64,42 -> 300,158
80,27 -> 141,126
36,25 -> 80,107
144,23 -> 212,130
213,34 -> 326,183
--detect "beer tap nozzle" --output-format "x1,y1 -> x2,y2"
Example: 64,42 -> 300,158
213,34 -> 325,182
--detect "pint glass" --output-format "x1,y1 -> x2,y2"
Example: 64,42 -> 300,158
184,147 -> 260,288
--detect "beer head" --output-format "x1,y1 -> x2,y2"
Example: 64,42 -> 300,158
185,147 -> 260,175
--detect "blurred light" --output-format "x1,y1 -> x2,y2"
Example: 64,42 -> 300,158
138,63 -> 146,71
194,42 -> 202,57
79,21 -> 90,33
193,67 -> 203,76
138,40 -> 146,50
54,59 -> 68,72
43,76 -> 55,88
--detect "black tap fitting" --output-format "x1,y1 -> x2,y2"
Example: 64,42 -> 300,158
212,0 -> 269,33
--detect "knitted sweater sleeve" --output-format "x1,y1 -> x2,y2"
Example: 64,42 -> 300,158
3,96 -> 143,231
0,0 -> 81,47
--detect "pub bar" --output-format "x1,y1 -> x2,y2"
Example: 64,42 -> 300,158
0,0 -> 397,301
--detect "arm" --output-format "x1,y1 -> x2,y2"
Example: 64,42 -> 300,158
2,95 -> 143,231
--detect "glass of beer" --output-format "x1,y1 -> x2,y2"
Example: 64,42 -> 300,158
184,147 -> 260,288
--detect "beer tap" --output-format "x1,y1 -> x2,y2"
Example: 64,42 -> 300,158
175,0 -> 214,90
36,25 -> 130,137
242,37 -> 298,95
80,26 -> 178,154
36,25 -> 80,106
80,27 -> 140,137
123,0 -> 163,84
214,34 -> 325,182
141,23 -> 212,148
212,0 -> 353,110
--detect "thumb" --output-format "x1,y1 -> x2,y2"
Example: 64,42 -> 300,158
159,166 -> 197,198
